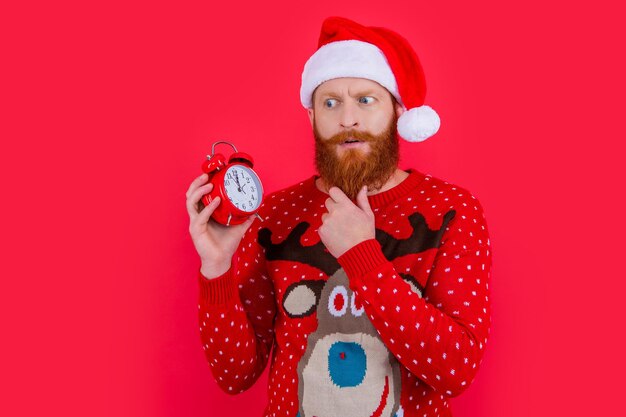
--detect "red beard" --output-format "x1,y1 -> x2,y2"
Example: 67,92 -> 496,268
313,117 -> 400,200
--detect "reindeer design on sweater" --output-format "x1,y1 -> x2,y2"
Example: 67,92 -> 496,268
258,210 -> 456,417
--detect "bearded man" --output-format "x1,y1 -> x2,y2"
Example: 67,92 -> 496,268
186,16 -> 492,417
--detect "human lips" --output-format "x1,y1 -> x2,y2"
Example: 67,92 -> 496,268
339,138 -> 367,148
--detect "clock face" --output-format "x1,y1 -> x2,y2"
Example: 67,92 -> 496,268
223,165 -> 263,212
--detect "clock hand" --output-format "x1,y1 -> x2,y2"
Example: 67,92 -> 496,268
234,171 -> 242,192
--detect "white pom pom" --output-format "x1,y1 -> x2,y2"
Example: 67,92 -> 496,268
397,105 -> 441,142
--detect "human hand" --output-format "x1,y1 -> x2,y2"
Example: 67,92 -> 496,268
185,173 -> 256,278
318,185 -> 375,258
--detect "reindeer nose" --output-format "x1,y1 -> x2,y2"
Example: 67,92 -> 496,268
328,341 -> 366,387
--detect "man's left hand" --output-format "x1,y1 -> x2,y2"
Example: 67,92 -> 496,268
319,185 -> 375,258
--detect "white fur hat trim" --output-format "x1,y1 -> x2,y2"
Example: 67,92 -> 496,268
397,105 -> 440,142
300,40 -> 402,108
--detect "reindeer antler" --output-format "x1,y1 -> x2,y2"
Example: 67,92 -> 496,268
258,222 -> 341,276
377,210 -> 456,261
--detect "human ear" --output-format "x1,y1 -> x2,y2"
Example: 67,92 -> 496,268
307,108 -> 314,127
394,102 -> 405,118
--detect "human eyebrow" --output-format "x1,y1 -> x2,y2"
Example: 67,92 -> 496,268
353,90 -> 384,101
353,90 -> 380,98
317,92 -> 342,100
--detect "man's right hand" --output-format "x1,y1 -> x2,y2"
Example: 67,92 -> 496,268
186,173 -> 256,279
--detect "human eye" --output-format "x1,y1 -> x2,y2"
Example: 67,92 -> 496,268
324,98 -> 338,108
359,96 -> 374,104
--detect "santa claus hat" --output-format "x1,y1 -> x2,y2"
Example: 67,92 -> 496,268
300,17 -> 440,143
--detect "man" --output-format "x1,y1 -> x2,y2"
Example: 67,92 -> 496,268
186,16 -> 492,417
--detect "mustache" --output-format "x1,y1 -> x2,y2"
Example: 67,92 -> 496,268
321,129 -> 379,145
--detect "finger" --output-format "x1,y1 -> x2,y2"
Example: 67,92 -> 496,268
328,186 -> 351,204
245,214 -> 256,225
356,185 -> 373,216
186,173 -> 209,199
186,182 -> 214,219
324,197 -> 335,211
235,214 -> 256,232
192,196 -> 221,232
186,182 -> 213,218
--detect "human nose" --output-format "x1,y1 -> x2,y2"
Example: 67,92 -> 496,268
339,101 -> 359,129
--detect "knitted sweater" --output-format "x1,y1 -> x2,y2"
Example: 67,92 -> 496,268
197,168 -> 492,417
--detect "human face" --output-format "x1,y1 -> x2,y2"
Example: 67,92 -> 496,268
308,77 -> 402,158
308,78 -> 404,200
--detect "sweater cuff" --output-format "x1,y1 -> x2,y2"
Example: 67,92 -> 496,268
198,267 -> 237,305
337,239 -> 389,280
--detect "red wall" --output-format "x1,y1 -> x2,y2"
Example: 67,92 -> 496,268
3,1 -> 624,416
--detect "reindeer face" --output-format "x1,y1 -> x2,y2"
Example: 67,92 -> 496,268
284,270 -> 402,417
258,212 -> 454,417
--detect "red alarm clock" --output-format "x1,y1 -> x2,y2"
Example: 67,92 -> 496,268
200,141 -> 265,226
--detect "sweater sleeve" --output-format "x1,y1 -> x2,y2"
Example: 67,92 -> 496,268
337,193 -> 492,397
197,213 -> 277,395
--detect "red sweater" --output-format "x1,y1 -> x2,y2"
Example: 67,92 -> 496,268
198,168 -> 492,417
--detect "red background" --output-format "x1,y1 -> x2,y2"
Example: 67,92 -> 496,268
2,1 -> 625,416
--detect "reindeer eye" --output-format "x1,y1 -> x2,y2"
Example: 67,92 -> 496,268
351,292 -> 365,316
328,286 -> 348,317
